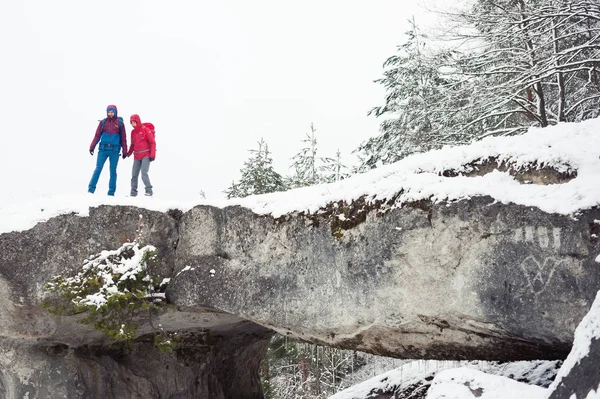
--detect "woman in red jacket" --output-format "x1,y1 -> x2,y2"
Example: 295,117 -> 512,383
127,114 -> 156,197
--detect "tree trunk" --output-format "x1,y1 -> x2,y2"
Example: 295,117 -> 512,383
518,0 -> 548,127
552,17 -> 566,122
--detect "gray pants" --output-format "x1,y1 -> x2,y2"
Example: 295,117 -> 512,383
130,157 -> 153,196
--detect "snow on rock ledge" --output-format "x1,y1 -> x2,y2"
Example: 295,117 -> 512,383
3,117 -> 600,234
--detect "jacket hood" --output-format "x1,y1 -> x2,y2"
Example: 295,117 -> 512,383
106,104 -> 118,118
130,114 -> 142,125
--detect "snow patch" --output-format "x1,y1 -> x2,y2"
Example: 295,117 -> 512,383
427,367 -> 546,399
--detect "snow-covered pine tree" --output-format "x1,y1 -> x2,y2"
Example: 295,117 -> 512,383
287,123 -> 320,189
355,18 -> 458,170
357,1 -> 600,171
319,149 -> 349,183
224,138 -> 287,199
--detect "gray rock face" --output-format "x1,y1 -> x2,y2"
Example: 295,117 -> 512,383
0,323 -> 270,399
170,197 -> 599,361
0,206 -> 271,399
1,197 -> 599,398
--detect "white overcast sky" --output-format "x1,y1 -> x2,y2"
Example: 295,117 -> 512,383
0,0 -> 443,206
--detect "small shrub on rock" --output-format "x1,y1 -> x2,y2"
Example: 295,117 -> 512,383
43,240 -> 176,351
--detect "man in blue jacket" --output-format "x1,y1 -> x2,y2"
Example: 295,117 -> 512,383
88,104 -> 128,196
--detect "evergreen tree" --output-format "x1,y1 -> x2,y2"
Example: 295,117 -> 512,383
287,124 -> 351,187
356,18 -> 459,170
359,1 -> 600,170
320,149 -> 349,183
287,123 -> 320,189
224,138 -> 287,199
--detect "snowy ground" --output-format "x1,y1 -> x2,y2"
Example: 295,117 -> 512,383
2,117 -> 600,235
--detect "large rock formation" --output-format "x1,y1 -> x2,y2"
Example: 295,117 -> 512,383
0,206 -> 272,399
170,196 -> 600,360
1,194 -> 600,398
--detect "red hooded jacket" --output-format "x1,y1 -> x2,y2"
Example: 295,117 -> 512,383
127,114 -> 156,161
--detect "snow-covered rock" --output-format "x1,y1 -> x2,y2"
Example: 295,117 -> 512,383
329,360 -> 559,399
547,291 -> 600,398
2,119 -> 600,397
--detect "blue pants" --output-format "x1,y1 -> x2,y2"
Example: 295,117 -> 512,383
88,150 -> 120,195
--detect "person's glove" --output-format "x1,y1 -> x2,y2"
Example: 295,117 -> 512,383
122,153 -> 127,160
89,149 -> 94,156
150,158 -> 155,162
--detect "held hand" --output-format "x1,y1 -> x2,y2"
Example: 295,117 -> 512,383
150,158 -> 155,162
89,149 -> 94,156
